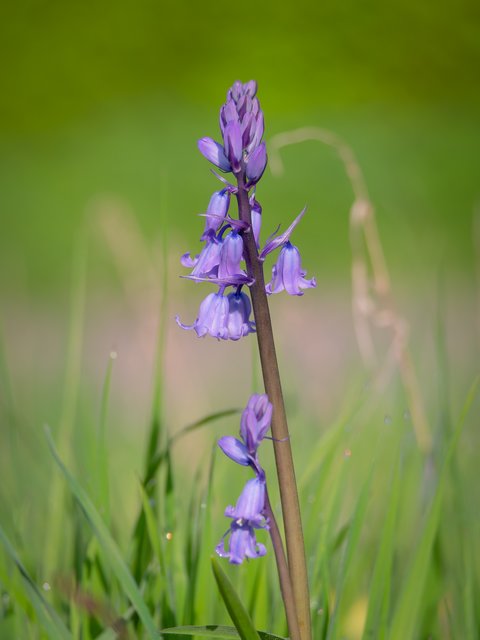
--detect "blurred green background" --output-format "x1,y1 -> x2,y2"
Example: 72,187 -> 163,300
1,4 -> 480,637
1,0 -> 479,295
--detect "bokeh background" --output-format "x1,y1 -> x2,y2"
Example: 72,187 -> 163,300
1,2 -> 480,637
1,0 -> 479,426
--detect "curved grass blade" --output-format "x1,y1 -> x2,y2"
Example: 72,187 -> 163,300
362,456 -> 401,639
160,624 -> 286,639
97,350 -> 116,526
169,409 -> 241,446
211,557 -> 261,640
44,426 -> 160,639
131,408 -> 240,586
326,465 -> 374,639
0,525 -> 72,640
137,477 -> 176,623
44,232 -> 87,577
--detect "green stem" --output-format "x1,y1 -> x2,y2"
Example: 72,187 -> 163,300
235,172 -> 312,640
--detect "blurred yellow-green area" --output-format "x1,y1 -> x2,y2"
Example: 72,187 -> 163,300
1,0 -> 479,294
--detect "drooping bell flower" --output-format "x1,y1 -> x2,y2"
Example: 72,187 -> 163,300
181,235 -> 222,279
175,290 -> 229,339
266,241 -> 316,296
215,477 -> 268,565
176,288 -> 256,341
225,290 -> 255,341
217,231 -> 245,280
201,190 -> 231,239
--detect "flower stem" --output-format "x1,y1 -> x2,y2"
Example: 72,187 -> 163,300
264,491 -> 301,640
235,172 -> 312,640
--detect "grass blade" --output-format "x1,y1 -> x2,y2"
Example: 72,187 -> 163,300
362,455 -> 401,639
161,625 -> 287,639
96,350 -> 116,526
326,465 -> 374,639
44,232 -> 87,577
211,556 -> 261,640
45,426 -> 160,639
389,377 -> 479,639
0,525 -> 72,640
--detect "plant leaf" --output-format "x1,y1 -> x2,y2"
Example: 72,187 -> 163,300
211,557 -> 261,640
0,525 -> 72,640
45,426 -> 160,639
160,624 -> 287,639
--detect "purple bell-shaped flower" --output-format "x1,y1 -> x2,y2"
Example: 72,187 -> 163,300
216,477 -> 268,564
266,241 -> 316,296
175,291 -> 229,339
225,290 -> 256,340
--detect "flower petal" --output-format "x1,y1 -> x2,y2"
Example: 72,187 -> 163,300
246,142 -> 267,184
229,477 -> 266,521
218,436 -> 250,466
259,206 -> 307,260
198,137 -> 232,172
223,122 -> 243,172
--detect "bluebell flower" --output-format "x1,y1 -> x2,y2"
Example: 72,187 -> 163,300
176,291 -> 229,339
224,476 -> 267,525
201,190 -> 230,239
226,290 -> 256,340
181,235 -> 222,279
180,80 -> 315,345
218,393 -> 272,469
246,142 -> 267,185
198,138 -> 232,172
266,241 -> 316,296
217,395 -> 273,563
249,194 -> 262,248
240,393 -> 273,455
223,121 -> 243,172
176,288 -> 255,341
182,227 -> 248,285
218,231 -> 245,280
216,80 -> 265,176
215,477 -> 268,564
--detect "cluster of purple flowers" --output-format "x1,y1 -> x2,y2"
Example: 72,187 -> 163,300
216,394 -> 272,564
176,80 -> 316,341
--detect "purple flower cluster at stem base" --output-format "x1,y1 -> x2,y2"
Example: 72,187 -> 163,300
216,394 -> 273,564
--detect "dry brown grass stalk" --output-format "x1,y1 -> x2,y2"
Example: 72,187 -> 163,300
269,127 -> 432,454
